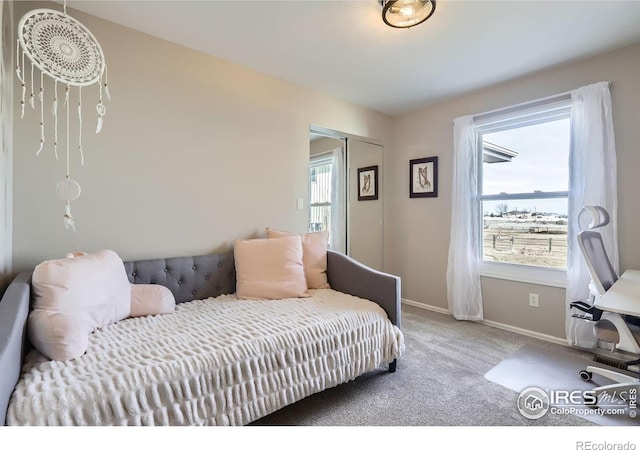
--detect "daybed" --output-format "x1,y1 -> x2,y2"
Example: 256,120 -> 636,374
0,249 -> 404,426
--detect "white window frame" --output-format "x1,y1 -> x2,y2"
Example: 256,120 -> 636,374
475,97 -> 571,288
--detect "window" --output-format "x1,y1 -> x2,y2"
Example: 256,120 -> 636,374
309,156 -> 333,233
476,99 -> 571,280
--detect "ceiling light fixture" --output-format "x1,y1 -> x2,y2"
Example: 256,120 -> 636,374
380,0 -> 436,29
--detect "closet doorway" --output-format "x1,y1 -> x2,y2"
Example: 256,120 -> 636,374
309,126 -> 384,271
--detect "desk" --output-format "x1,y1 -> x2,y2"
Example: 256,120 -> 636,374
620,269 -> 640,283
595,269 -> 640,315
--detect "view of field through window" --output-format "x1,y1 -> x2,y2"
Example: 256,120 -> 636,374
481,118 -> 570,269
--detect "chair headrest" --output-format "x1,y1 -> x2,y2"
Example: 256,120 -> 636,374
578,205 -> 610,231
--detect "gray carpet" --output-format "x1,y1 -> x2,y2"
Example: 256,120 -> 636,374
251,304 -> 596,426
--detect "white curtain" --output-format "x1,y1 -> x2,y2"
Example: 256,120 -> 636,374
566,81 -> 618,348
0,0 -> 13,288
446,116 -> 483,320
330,147 -> 346,254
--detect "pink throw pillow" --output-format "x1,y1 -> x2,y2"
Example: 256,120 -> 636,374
234,235 -> 309,300
266,228 -> 330,289
130,284 -> 176,317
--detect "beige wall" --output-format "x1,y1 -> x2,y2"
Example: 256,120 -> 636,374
11,2 -> 391,272
310,136 -> 343,157
387,43 -> 640,339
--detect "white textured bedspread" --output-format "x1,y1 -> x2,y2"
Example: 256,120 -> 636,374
8,289 -> 404,426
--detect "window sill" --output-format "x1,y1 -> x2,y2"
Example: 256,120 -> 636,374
480,261 -> 566,289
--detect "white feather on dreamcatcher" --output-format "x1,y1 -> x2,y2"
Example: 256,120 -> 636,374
16,1 -> 110,230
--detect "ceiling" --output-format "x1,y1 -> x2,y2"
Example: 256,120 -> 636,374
63,0 -> 640,116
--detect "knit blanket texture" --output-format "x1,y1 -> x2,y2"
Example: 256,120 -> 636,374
8,289 -> 404,425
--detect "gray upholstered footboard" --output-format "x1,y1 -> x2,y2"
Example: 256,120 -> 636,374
0,273 -> 30,426
326,250 -> 401,328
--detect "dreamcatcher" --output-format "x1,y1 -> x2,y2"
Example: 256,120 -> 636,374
16,1 -> 110,230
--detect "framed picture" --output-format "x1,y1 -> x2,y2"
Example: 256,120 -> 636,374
410,156 -> 438,198
357,165 -> 378,201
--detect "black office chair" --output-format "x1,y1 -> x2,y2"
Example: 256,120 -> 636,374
570,206 -> 640,401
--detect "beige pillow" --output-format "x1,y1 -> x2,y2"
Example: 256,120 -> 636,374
130,284 -> 176,317
29,249 -> 131,361
234,235 -> 309,300
266,228 -> 330,289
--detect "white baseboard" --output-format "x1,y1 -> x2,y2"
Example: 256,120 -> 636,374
402,297 -> 450,315
480,319 -> 569,346
401,298 -> 568,347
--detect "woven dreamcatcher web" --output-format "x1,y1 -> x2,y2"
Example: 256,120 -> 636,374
16,2 -> 110,230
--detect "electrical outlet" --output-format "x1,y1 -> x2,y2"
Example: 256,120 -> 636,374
529,293 -> 539,307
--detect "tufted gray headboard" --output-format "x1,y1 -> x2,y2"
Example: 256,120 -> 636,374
123,252 -> 236,304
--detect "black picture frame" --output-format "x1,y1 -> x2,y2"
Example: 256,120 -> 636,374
410,156 -> 438,198
357,165 -> 378,201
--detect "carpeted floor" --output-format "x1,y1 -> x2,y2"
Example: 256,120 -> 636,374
251,304 -> 599,426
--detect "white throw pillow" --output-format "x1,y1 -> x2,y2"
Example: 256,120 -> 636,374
28,311 -> 89,362
29,249 -> 131,361
234,236 -> 309,300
